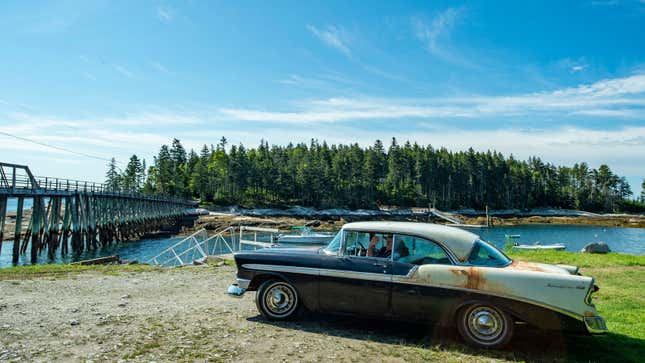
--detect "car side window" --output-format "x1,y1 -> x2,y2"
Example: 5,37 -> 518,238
393,234 -> 452,265
343,231 -> 392,259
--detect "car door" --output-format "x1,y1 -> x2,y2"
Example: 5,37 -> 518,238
318,230 -> 392,316
390,234 -> 460,322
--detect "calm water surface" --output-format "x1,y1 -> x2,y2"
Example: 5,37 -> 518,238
1,224 -> 643,267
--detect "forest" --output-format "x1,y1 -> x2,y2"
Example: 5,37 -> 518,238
105,138 -> 645,213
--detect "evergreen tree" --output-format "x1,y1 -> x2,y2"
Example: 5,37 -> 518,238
105,157 -> 120,192
121,138 -> 642,213
121,155 -> 143,192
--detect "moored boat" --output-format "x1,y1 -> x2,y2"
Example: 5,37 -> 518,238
276,226 -> 334,244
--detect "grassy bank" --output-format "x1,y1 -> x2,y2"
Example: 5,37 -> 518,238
0,263 -> 161,280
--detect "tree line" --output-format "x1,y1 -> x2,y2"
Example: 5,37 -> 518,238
106,138 -> 645,213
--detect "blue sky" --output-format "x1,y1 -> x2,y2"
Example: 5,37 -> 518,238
0,0 -> 644,195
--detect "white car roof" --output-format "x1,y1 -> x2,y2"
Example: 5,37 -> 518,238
342,221 -> 479,262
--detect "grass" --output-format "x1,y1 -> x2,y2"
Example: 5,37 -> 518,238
487,250 -> 645,362
0,262 -> 160,279
506,249 -> 645,267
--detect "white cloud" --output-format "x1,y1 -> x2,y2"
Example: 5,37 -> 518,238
151,62 -> 170,74
112,64 -> 135,79
413,8 -> 472,66
307,25 -> 352,57
220,73 -> 645,123
156,6 -> 174,23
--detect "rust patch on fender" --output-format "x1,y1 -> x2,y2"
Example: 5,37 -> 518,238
583,310 -> 597,317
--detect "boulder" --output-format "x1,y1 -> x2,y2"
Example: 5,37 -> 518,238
581,242 -> 611,254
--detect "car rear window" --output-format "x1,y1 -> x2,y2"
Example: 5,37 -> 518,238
468,240 -> 511,267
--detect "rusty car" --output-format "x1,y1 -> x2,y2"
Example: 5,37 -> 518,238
227,221 -> 607,348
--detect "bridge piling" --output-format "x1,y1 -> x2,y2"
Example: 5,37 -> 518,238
12,196 -> 24,263
0,196 -> 6,256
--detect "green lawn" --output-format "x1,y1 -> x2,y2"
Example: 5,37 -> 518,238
504,250 -> 645,362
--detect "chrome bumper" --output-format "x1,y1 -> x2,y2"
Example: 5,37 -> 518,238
227,278 -> 251,297
584,316 -> 608,334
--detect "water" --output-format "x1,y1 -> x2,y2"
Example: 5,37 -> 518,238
1,224 -> 643,268
5,198 -> 34,212
475,224 -> 645,255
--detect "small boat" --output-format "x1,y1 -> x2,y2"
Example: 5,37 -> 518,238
277,226 -> 334,244
506,234 -> 565,251
512,242 -> 566,251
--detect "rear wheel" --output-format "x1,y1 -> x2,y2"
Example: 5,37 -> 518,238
457,304 -> 514,349
255,279 -> 300,320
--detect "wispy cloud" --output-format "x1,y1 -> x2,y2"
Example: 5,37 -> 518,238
112,64 -> 135,79
156,6 -> 174,23
151,62 -> 170,74
307,25 -> 352,58
220,73 -> 645,123
413,8 -> 472,67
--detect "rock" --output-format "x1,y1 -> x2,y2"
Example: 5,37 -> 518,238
581,242 -> 611,254
305,220 -> 321,227
117,302 -> 127,308
121,294 -> 130,299
69,320 -> 79,326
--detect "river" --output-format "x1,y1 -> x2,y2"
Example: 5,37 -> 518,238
1,223 -> 643,267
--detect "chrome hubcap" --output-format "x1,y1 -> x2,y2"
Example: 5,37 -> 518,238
467,307 -> 503,342
264,284 -> 295,316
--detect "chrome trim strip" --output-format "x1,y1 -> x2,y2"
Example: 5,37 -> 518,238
242,263 -> 586,321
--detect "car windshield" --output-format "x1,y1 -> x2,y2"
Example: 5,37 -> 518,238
467,239 -> 511,267
323,230 -> 342,254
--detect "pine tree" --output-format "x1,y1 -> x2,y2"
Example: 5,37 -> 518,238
121,155 -> 143,192
105,157 -> 120,192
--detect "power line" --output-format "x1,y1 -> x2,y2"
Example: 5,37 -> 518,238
0,130 -> 122,165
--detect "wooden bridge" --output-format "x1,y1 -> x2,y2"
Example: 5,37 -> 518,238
0,162 -> 196,263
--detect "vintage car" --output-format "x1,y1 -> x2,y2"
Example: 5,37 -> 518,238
227,221 -> 607,348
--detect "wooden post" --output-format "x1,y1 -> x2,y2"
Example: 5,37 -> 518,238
12,197 -> 23,263
485,205 -> 491,227
31,196 -> 42,263
0,196 -> 7,255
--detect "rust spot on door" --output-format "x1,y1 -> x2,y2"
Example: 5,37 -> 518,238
464,267 -> 486,290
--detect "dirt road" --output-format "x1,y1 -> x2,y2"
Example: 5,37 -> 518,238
0,265 -> 590,362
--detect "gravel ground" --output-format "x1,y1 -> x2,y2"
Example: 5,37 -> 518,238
0,265 -> 577,362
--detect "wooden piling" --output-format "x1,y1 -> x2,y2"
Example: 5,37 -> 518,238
12,197 -> 23,263
0,196 -> 7,255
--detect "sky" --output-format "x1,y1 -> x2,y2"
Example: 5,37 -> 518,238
0,0 -> 644,195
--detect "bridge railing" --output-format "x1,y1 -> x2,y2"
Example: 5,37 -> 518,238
0,162 -> 195,205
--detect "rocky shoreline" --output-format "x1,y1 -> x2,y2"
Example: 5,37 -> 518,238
4,207 -> 645,243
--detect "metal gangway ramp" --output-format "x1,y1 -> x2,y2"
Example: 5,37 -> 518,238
148,226 -> 280,267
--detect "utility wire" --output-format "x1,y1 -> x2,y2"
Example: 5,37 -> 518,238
0,130 -> 123,165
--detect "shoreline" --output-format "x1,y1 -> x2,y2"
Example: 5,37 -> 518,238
3,209 -> 645,243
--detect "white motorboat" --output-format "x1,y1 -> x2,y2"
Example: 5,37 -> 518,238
277,226 -> 334,244
506,234 -> 565,251
512,242 -> 566,251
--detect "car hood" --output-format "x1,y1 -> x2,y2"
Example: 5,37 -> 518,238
507,260 -> 578,275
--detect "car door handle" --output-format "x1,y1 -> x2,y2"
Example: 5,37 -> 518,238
406,288 -> 418,295
372,262 -> 387,267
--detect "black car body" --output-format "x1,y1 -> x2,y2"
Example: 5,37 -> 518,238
227,221 -> 606,348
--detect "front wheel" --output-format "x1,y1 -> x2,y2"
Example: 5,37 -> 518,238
457,304 -> 514,349
255,279 -> 300,320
